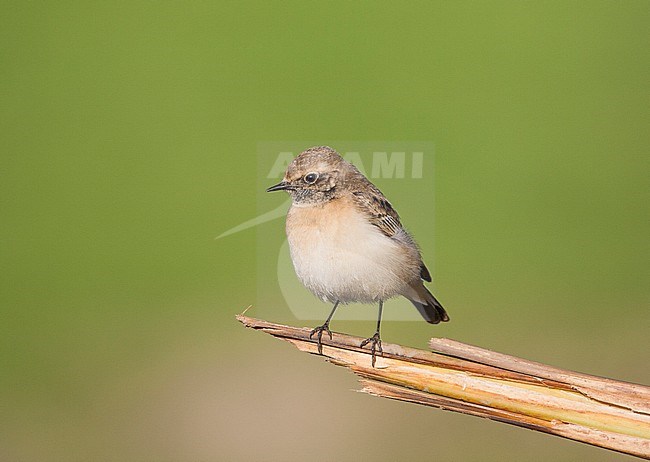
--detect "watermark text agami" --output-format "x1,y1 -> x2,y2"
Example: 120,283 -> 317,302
267,151 -> 424,179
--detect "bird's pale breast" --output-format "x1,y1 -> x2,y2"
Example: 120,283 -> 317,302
285,196 -> 420,303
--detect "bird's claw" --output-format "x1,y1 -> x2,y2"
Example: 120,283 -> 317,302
360,332 -> 383,367
309,323 -> 333,354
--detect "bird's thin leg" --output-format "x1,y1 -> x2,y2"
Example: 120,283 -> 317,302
360,300 -> 384,367
309,301 -> 340,354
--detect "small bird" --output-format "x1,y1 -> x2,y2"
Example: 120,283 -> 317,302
267,146 -> 449,366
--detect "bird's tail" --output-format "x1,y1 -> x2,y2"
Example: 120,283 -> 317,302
406,283 -> 449,324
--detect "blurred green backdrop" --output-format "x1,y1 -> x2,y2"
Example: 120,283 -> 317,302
1,1 -> 648,461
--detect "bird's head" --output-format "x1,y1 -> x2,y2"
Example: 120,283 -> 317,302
266,146 -> 353,204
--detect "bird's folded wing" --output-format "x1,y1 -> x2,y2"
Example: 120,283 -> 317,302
351,185 -> 403,238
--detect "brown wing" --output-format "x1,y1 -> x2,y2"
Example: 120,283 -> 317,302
351,184 -> 403,238
351,183 -> 433,283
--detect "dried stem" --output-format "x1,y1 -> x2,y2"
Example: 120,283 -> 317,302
237,314 -> 650,459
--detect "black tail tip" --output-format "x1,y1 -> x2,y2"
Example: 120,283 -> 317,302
412,299 -> 450,324
426,306 -> 450,324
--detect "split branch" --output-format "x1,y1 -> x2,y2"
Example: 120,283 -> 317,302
237,314 -> 650,459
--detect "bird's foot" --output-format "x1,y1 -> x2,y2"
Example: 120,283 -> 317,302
360,332 -> 383,367
309,323 -> 333,355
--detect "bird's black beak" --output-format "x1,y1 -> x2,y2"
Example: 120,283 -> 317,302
266,181 -> 292,192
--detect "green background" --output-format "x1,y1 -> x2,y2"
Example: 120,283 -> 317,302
1,1 -> 648,461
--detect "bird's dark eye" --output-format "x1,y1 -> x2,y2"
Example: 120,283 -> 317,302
304,172 -> 319,184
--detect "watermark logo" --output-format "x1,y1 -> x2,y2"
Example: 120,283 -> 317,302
218,141 -> 436,321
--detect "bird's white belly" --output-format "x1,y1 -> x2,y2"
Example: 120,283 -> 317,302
286,200 -> 418,303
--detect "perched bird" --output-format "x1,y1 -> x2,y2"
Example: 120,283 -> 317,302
267,146 -> 449,366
